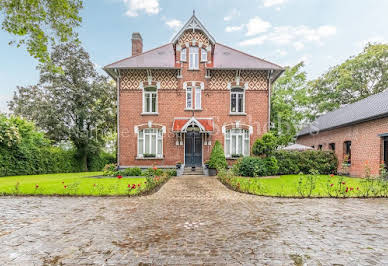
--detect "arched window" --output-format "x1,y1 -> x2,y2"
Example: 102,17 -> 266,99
225,128 -> 250,157
143,87 -> 157,114
230,87 -> 245,113
138,128 -> 163,158
181,48 -> 187,61
201,48 -> 207,62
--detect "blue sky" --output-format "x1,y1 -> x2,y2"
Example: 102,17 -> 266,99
1,0 -> 388,112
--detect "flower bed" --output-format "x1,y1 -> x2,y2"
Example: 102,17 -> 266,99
218,169 -> 388,198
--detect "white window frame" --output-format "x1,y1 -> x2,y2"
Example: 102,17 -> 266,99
195,86 -> 201,109
137,128 -> 163,158
181,48 -> 187,62
201,48 -> 207,62
142,87 -> 158,114
186,87 -> 193,109
189,46 -> 199,70
225,129 -> 250,158
230,87 -> 245,114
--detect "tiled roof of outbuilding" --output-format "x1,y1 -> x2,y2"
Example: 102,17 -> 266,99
298,89 -> 388,137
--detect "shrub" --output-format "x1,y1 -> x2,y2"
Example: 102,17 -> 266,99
236,156 -> 279,177
208,140 -> 227,170
252,132 -> 278,157
165,169 -> 177,177
273,150 -> 337,175
122,167 -> 142,177
88,152 -> 116,171
142,168 -> 164,177
103,163 -> 117,176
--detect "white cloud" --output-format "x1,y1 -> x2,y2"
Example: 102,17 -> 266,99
262,0 -> 288,7
240,24 -> 336,47
225,25 -> 244,32
123,0 -> 160,17
293,41 -> 304,50
276,49 -> 287,56
224,8 -> 240,21
165,19 -> 183,30
246,17 -> 271,36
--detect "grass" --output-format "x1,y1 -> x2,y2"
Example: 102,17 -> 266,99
0,172 -> 147,196
219,174 -> 388,198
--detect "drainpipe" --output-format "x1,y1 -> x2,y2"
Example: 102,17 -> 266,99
267,70 -> 273,132
116,69 -> 120,167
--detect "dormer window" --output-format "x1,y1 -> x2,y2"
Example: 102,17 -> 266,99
189,47 -> 199,70
181,48 -> 187,61
201,48 -> 207,62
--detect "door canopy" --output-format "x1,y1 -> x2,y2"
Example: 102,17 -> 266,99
173,117 -> 214,133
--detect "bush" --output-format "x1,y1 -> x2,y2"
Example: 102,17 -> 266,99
252,132 -> 278,157
236,156 -> 279,177
103,163 -> 117,176
121,167 -> 142,177
208,140 -> 227,170
273,150 -> 338,175
165,169 -> 177,177
88,152 -> 116,171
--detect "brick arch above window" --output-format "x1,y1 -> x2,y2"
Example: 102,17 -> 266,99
222,123 -> 253,135
134,122 -> 166,134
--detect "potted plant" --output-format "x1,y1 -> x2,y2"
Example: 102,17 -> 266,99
144,153 -> 156,158
204,160 -> 210,169
208,140 -> 228,176
176,161 -> 182,169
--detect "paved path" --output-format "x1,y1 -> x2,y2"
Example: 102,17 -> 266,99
1,176 -> 388,265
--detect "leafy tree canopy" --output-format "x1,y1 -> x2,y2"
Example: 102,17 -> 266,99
9,43 -> 116,171
252,132 -> 279,157
270,62 -> 310,145
0,0 -> 82,65
308,43 -> 388,116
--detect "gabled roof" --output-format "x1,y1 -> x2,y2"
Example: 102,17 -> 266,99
171,12 -> 215,44
211,43 -> 283,71
104,44 -> 176,70
298,89 -> 388,137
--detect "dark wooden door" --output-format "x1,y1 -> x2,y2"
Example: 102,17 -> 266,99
185,132 -> 202,167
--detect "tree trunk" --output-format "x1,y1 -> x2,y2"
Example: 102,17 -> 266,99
76,144 -> 89,172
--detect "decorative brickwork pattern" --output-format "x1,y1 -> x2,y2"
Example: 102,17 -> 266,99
120,69 -> 178,90
208,70 -> 268,91
178,30 -> 210,46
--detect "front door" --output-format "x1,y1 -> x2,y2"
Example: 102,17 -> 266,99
384,137 -> 388,169
185,131 -> 202,167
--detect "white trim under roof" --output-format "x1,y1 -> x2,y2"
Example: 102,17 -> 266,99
171,12 -> 216,45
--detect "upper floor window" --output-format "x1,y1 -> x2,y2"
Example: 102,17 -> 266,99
225,129 -> 250,158
186,87 -> 193,109
143,87 -> 157,114
344,141 -> 351,165
181,48 -> 187,61
195,87 -> 201,109
201,48 -> 207,62
138,128 -> 163,158
230,88 -> 245,114
189,47 -> 199,70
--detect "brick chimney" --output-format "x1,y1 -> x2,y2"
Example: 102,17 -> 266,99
131,32 -> 143,56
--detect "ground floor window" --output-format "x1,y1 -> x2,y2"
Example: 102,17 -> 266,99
329,143 -> 335,151
384,137 -> 388,168
138,128 -> 163,158
344,141 -> 351,165
225,129 -> 249,157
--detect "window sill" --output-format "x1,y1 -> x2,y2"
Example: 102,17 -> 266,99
188,69 -> 200,71
141,112 -> 159,116
184,108 -> 203,111
229,112 -> 247,116
136,156 -> 164,160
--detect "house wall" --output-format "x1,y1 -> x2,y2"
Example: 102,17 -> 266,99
296,117 -> 388,177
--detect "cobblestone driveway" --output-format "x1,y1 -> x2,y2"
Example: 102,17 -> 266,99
1,176 -> 388,265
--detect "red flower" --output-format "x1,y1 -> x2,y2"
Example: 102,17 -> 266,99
132,184 -> 136,189
138,184 -> 141,187
128,184 -> 131,188
330,184 -> 334,187
350,187 -> 354,191
153,166 -> 157,170
345,187 -> 349,192
330,174 -> 334,177
342,182 -> 346,185
357,187 -> 359,190
35,184 -> 39,189
64,185 -> 67,189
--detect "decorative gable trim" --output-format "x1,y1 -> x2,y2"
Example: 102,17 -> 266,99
171,13 -> 216,44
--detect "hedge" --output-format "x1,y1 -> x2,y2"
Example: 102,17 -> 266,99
273,150 -> 338,175
234,156 -> 279,177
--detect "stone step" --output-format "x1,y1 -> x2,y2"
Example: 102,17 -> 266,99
183,167 -> 204,176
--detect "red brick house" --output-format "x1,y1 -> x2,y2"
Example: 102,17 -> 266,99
104,13 -> 283,173
297,90 -> 388,177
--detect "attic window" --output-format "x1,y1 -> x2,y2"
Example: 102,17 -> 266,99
189,47 -> 199,70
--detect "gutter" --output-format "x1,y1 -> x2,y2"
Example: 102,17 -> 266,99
116,70 -> 120,167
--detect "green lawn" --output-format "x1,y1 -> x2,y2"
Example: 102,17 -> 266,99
0,172 -> 147,196
220,174 -> 388,198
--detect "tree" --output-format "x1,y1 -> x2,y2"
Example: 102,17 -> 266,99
270,62 -> 310,145
0,0 -> 82,65
9,43 -> 116,171
252,132 -> 279,157
309,43 -> 388,116
208,140 -> 227,170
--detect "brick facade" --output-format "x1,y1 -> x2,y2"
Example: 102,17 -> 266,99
296,117 -> 388,177
117,27 -> 272,168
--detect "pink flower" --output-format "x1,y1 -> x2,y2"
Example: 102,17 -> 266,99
153,166 -> 157,170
